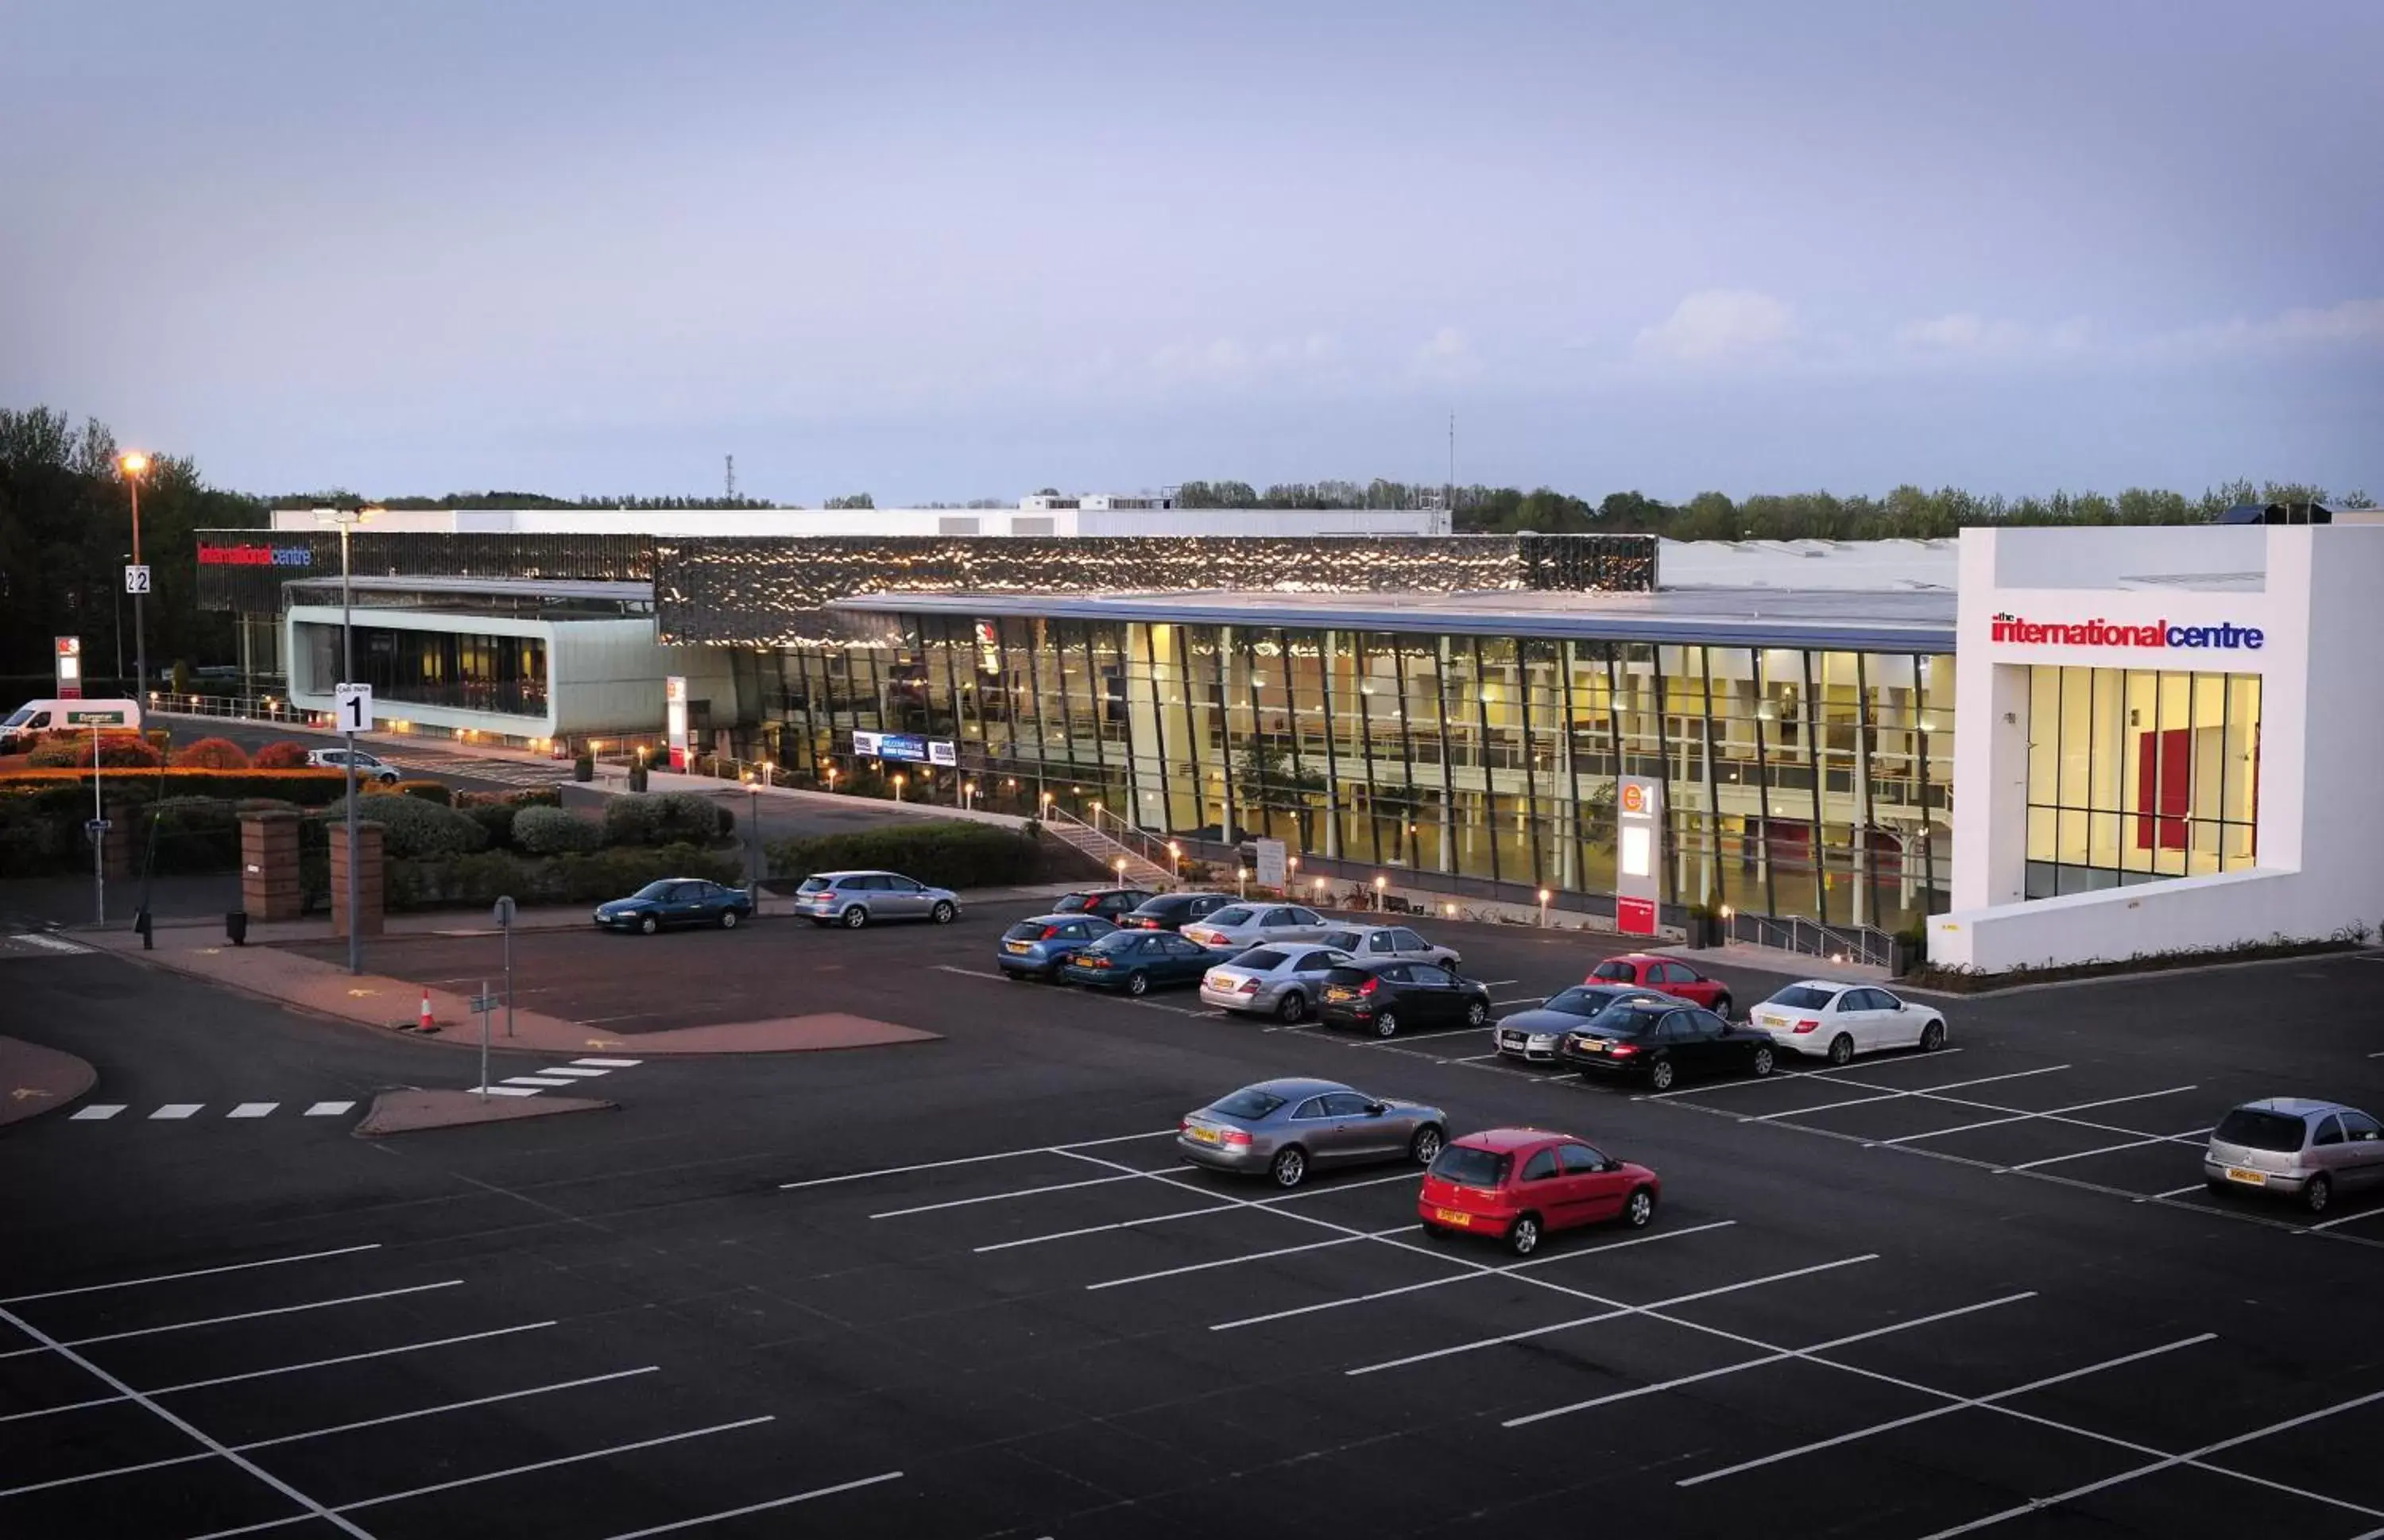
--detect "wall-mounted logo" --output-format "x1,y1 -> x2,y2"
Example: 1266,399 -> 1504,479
1620,783 -> 1649,815
198,544 -> 314,567
1990,613 -> 2263,651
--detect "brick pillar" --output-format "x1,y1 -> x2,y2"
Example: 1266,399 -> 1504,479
239,811 -> 304,921
329,820 -> 385,938
101,800 -> 141,881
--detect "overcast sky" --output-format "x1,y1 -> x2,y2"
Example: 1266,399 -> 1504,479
6,1 -> 2380,503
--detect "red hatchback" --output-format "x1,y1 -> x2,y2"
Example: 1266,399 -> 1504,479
1586,952 -> 1733,1017
1416,1128 -> 1660,1256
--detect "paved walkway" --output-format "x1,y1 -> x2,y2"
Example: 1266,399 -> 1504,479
1655,940 -> 1893,985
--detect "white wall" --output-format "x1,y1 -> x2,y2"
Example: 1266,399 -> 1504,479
268,506 -> 1450,538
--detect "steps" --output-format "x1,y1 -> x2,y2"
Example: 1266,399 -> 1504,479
1041,818 -> 1174,888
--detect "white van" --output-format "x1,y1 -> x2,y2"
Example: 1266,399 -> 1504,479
0,698 -> 144,754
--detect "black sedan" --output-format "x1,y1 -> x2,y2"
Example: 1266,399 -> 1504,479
1053,887 -> 1157,923
1560,998 -> 1778,1092
1059,928 -> 1216,996
1492,984 -> 1672,1063
1316,960 -> 1492,1039
593,878 -> 754,934
1117,892 -> 1235,932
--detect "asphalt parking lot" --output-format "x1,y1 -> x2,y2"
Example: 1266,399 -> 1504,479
6,902 -> 2384,1539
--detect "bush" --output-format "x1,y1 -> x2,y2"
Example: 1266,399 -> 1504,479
462,802 -> 519,849
26,730 -> 161,768
331,793 -> 487,858
0,768 -> 348,804
512,805 -> 605,855
145,797 -> 243,874
383,842 -> 740,910
602,795 -> 657,847
653,791 -> 731,842
390,779 -> 452,806
548,843 -> 741,903
766,820 -> 1045,889
172,737 -> 250,770
573,752 -> 594,782
252,741 -> 313,769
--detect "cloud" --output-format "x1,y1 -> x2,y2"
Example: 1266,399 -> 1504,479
1633,289 -> 1798,366
1143,331 -> 1339,389
1408,325 -> 1481,385
2155,296 -> 2384,357
1893,311 -> 2092,358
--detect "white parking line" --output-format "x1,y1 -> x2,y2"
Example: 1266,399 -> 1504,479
1504,1291 -> 2038,1427
594,1471 -> 908,1539
1,1243 -> 381,1305
870,1167 -> 1177,1219
1344,1253 -> 1879,1377
151,1104 -> 203,1120
575,1057 -> 644,1067
1639,1048 -> 1966,1097
304,1101 -> 355,1116
2305,1205 -> 2384,1232
973,1170 -> 1423,1253
68,1104 -> 123,1120
1739,1066 -> 2070,1123
227,1103 -> 279,1119
1086,1225 -> 1419,1290
1878,1085 -> 2200,1145
1678,1333 -> 2216,1487
778,1129 -> 1174,1190
0,1279 -> 462,1360
502,1077 -> 577,1088
1761,1065 -> 2208,1148
1998,1127 -> 2212,1172
2144,1182 -> 2211,1200
1491,998 -> 1544,1008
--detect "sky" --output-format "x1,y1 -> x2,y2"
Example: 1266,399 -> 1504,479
5,0 -> 2381,505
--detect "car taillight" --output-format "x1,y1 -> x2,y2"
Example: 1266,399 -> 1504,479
1359,978 -> 1379,996
1085,955 -> 1110,968
1236,977 -> 1260,994
1222,1129 -> 1252,1147
1791,1018 -> 1819,1033
1611,1043 -> 1639,1057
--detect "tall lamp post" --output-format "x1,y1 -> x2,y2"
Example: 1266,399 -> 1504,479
118,455 -> 149,702
316,505 -> 379,975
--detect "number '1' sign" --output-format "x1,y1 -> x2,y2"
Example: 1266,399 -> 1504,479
333,683 -> 373,734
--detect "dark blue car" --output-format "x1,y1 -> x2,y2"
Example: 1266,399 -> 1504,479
998,912 -> 1117,980
1060,928 -> 1216,996
594,878 -> 753,934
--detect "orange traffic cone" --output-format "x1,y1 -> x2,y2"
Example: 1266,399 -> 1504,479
417,991 -> 435,1031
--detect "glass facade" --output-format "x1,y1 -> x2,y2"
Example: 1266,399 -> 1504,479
749,613 -> 1956,932
2022,664 -> 2261,897
297,621 -> 548,718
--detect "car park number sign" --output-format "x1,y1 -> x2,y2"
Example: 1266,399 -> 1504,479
334,683 -> 373,733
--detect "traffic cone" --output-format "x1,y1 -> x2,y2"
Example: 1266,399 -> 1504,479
417,990 -> 435,1031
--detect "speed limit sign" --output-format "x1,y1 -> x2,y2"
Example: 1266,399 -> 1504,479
334,682 -> 374,734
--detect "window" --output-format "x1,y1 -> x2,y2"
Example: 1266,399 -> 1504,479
1520,1149 -> 1560,1182
1410,965 -> 1453,986
1376,965 -> 1413,984
1238,949 -> 1290,971
1429,1146 -> 1508,1188
1767,985 -> 1840,1012
1208,907 -> 1256,927
1592,961 -> 1639,982
2214,1109 -> 2305,1151
1391,930 -> 1427,950
1295,950 -> 1341,971
1161,935 -> 1202,957
1291,907 -> 1323,925
1657,962 -> 1698,984
1557,1144 -> 1604,1174
2313,1116 -> 2345,1147
2341,1110 -> 2382,1143
1060,922 -> 1091,940
1367,932 -> 1396,952
1291,1097 -> 1331,1120
1655,1012 -> 1691,1040
1688,1010 -> 1727,1037
1212,1087 -> 1285,1119
1262,908 -> 1296,926
1321,1093 -> 1374,1116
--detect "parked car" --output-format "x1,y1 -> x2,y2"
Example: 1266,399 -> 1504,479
1316,959 -> 1492,1039
1559,998 -> 1779,1091
1117,892 -> 1236,932
1198,944 -> 1355,1023
593,878 -> 753,934
1492,983 -> 1671,1063
1314,923 -> 1464,973
1586,953 -> 1735,1016
1179,1077 -> 1449,1188
1181,903 -> 1334,952
1051,888 -> 1155,923
304,746 -> 402,784
793,870 -> 960,928
1751,981 -> 1948,1065
997,913 -> 1117,979
2204,1098 -> 2384,1214
1418,1128 -> 1660,1255
1059,928 -> 1215,995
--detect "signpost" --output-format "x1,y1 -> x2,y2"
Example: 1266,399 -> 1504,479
54,636 -> 82,701
1615,776 -> 1663,938
665,676 -> 689,770
470,982 -> 501,1099
493,896 -> 517,1039
123,564 -> 150,596
1253,838 -> 1287,892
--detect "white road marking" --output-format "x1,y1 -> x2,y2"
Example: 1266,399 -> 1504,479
1211,1221 -> 1736,1335
593,1471 -> 908,1539
1086,1225 -> 1419,1290
1998,1128 -> 2211,1172
2304,1205 -> 2384,1232
578,1012 -> 661,1024
539,1067 -> 610,1078
1879,1085 -> 2200,1145
1740,1066 -> 2069,1123
932,964 -> 1011,981
473,1085 -> 542,1097
228,1103 -> 279,1119
502,1076 -> 576,1088
10,931 -> 91,954
1478,978 -> 1521,987
1,1243 -> 381,1305
1747,1065 -> 2212,1148
973,1170 -> 1423,1253
150,1104 -> 203,1120
778,1128 -> 1175,1190
304,1101 -> 355,1116
1345,1253 -> 1879,1377
1678,1333 -> 2217,1486
1491,998 -> 1545,1008
0,1303 -> 372,1540
68,1105 -> 124,1120
575,1057 -> 643,1067
1446,1053 -> 1503,1062
2144,1182 -> 2212,1199
0,1279 -> 462,1361
870,1167 -> 1175,1219
1504,1291 -> 2039,1426
1639,1048 -> 1965,1097
1910,1387 -> 2384,1537
1378,1024 -> 1496,1043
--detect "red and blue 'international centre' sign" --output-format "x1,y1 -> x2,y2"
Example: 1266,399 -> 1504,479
198,544 -> 314,567
1991,613 -> 2263,650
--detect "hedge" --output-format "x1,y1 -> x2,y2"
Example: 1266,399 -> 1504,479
323,795 -> 486,858
0,768 -> 349,802
383,843 -> 741,910
387,780 -> 453,805
602,791 -> 733,847
252,741 -> 313,769
171,737 -> 251,770
766,820 -> 1052,890
512,805 -> 605,855
27,731 -> 161,768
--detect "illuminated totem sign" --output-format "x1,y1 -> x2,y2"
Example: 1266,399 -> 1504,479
1615,776 -> 1662,938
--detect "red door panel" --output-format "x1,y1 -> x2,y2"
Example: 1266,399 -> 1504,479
2134,729 -> 2191,851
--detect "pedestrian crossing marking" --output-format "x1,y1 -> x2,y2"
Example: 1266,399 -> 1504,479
228,1102 -> 279,1119
574,1058 -> 643,1068
70,1105 -> 124,1120
151,1105 -> 202,1120
305,1101 -> 356,1116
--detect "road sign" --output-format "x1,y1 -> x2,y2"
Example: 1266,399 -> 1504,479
469,991 -> 501,1014
123,564 -> 151,595
492,896 -> 517,926
333,682 -> 373,734
84,818 -> 111,834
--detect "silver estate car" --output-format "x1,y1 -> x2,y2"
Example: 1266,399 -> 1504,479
1198,943 -> 1354,1023
1180,903 -> 1335,952
795,869 -> 961,928
1178,1077 -> 1449,1189
1314,923 -> 1464,973
2204,1097 -> 2384,1214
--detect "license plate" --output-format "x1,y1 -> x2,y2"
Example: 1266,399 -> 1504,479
1325,987 -> 1354,1001
2225,1167 -> 2267,1186
1432,1207 -> 1473,1228
1004,941 -> 1030,953
1579,1039 -> 1607,1052
1758,1014 -> 1787,1029
1188,1126 -> 1221,1144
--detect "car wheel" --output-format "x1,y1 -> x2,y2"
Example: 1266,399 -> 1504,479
1647,1058 -> 1678,1093
841,907 -> 868,930
1043,962 -> 1064,982
1713,993 -> 1733,1020
1506,1213 -> 1542,1257
1270,1146 -> 1307,1189
1919,1018 -> 1947,1052
929,900 -> 956,924
1411,1124 -> 1445,1166
1276,990 -> 1307,1023
638,915 -> 658,935
1623,1186 -> 1657,1229
2304,1173 -> 2332,1214
1827,1033 -> 1855,1066
1373,1010 -> 1399,1039
1125,969 -> 1150,997
1751,1045 -> 1776,1078
719,909 -> 739,930
1465,1000 -> 1488,1027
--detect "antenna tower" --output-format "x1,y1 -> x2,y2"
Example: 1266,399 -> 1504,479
725,454 -> 737,501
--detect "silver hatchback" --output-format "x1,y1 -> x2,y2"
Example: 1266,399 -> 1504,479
1314,923 -> 1464,973
1198,943 -> 1354,1023
2204,1097 -> 2384,1214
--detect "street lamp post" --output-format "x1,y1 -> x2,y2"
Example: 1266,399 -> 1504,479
746,771 -> 762,896
118,455 -> 149,704
317,505 -> 378,976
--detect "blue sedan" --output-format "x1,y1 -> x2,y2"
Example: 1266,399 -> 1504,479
594,879 -> 754,934
998,913 -> 1118,980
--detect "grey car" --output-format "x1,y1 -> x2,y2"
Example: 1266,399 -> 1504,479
1314,923 -> 1464,973
2204,1097 -> 2384,1214
1179,903 -> 1336,953
795,869 -> 961,928
1198,943 -> 1354,1023
1178,1077 -> 1449,1189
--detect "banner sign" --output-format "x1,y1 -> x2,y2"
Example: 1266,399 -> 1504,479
53,636 -> 81,700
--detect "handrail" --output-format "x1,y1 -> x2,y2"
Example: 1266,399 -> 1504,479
1728,910 -> 1894,968
1042,803 -> 1178,877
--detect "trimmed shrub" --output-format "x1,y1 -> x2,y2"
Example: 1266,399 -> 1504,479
172,737 -> 251,770
382,842 -> 739,910
252,741 -> 312,769
548,843 -> 740,903
0,768 -> 348,804
512,805 -> 604,856
462,802 -> 518,849
145,798 -> 243,874
766,820 -> 1045,889
26,731 -> 162,768
602,795 -> 658,847
652,791 -> 731,843
330,793 -> 487,858
391,779 -> 452,806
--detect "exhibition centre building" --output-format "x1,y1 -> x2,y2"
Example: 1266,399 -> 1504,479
192,502 -> 2383,970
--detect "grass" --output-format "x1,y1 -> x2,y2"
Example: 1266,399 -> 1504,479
1908,928 -> 2374,992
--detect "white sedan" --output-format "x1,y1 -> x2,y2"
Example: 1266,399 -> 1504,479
1751,981 -> 1948,1066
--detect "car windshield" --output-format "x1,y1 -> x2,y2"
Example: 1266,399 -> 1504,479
1544,987 -> 1620,1016
1234,949 -> 1289,971
1323,965 -> 1373,985
632,881 -> 673,900
1131,899 -> 1184,917
796,876 -> 832,893
1590,961 -> 1639,981
1766,985 -> 1840,1012
2,708 -> 33,727
1210,1088 -> 1287,1120
1084,932 -> 1139,952
1430,1146 -> 1510,1189
1585,1003 -> 1666,1038
1206,907 -> 1255,927
2215,1109 -> 2308,1152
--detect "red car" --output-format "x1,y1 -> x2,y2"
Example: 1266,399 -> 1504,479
1586,952 -> 1734,1017
1416,1128 -> 1660,1256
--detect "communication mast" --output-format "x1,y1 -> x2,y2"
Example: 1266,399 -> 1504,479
724,454 -> 737,501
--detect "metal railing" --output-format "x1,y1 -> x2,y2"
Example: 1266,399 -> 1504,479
1041,802 -> 1178,880
1727,910 -> 1895,969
